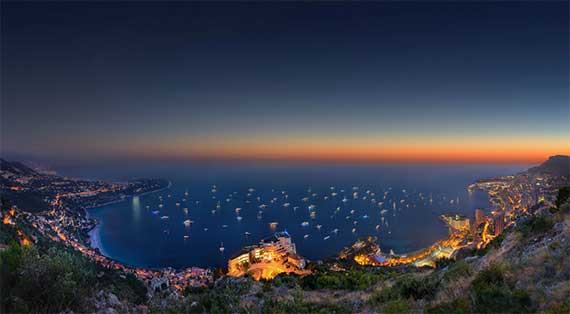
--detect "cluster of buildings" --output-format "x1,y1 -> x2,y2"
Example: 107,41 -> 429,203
1,160 -> 211,295
227,231 -> 309,280
346,165 -> 568,268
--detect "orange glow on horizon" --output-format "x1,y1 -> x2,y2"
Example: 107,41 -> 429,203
117,135 -> 569,164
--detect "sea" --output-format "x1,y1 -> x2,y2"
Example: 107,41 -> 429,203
60,162 -> 528,269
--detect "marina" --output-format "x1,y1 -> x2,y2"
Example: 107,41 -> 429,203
86,163 -> 527,269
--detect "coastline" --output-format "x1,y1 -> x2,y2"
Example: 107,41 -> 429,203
88,223 -> 109,257
84,180 -> 173,210
83,176 -> 493,270
85,180 -> 172,262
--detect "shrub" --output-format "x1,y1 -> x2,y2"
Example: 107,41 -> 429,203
368,287 -> 399,306
554,186 -> 570,209
520,215 -> 554,236
471,264 -> 533,313
382,299 -> 411,314
2,245 -> 97,313
395,274 -> 439,300
442,261 -> 472,282
262,299 -> 351,314
425,298 -> 473,314
301,267 -> 382,290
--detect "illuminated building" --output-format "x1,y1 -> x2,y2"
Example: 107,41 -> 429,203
494,212 -> 505,236
441,214 -> 470,233
227,231 -> 307,280
287,253 -> 306,269
474,208 -> 485,230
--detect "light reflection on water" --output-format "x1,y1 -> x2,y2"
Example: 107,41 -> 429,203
86,163 -> 528,269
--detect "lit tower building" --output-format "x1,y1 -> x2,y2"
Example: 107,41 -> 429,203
494,212 -> 505,236
475,209 -> 485,228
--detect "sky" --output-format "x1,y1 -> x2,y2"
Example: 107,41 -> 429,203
2,2 -> 569,164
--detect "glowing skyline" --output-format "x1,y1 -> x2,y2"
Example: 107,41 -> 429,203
2,2 -> 568,164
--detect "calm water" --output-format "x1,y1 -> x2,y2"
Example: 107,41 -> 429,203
79,163 -> 527,269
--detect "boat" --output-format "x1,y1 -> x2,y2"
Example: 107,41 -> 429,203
316,224 -> 322,230
160,215 -> 169,220
152,210 -> 160,215
301,221 -> 309,227
375,224 -> 381,230
183,219 -> 192,226
308,204 -> 316,210
203,228 -> 208,231
176,202 -> 180,206
244,232 -> 251,236
221,224 -> 228,228
283,202 -> 290,207
183,235 -> 189,240
236,216 -> 243,221
323,236 -> 330,240
304,234 -> 310,239
235,207 -> 241,213
332,228 -> 339,233
158,204 -> 164,208
380,209 -> 388,215
352,228 -> 356,233
219,242 -> 225,253
269,222 -> 279,228
362,214 -> 369,219
350,209 -> 355,214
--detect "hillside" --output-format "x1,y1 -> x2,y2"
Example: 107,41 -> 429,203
0,159 -> 39,177
528,155 -> 570,177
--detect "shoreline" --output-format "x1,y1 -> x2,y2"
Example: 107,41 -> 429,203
82,177 -> 485,271
85,181 -> 172,264
88,223 -> 109,257
85,179 -> 173,210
